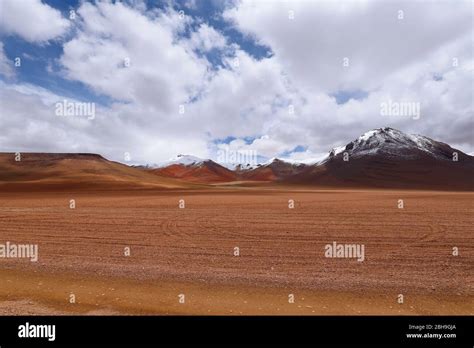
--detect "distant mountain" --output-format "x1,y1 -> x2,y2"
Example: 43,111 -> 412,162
6,128 -> 470,191
146,128 -> 473,190
151,155 -> 310,183
237,158 -> 306,181
152,154 -> 207,168
286,127 -> 474,190
326,127 -> 466,161
149,154 -> 237,183
0,153 -> 194,191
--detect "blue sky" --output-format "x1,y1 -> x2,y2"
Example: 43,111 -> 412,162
1,0 -> 269,106
0,0 -> 472,164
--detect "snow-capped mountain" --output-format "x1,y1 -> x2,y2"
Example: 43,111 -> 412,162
288,127 -> 473,190
327,127 -> 459,161
260,156 -> 326,166
153,154 -> 207,168
240,127 -> 472,188
275,156 -> 327,165
148,154 -> 236,183
233,162 -> 261,171
219,156 -> 324,170
237,158 -> 308,181
142,128 -> 473,189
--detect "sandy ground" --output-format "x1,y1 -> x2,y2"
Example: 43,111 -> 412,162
0,188 -> 473,315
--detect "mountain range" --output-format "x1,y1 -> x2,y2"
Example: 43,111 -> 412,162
144,128 -> 473,190
1,128 -> 472,191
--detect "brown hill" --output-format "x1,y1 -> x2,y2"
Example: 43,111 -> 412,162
237,159 -> 303,181
0,152 -> 195,191
287,154 -> 474,190
2,129 -> 471,191
150,160 -> 237,183
285,128 -> 474,190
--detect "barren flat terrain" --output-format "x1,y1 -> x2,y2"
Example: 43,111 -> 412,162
0,188 -> 472,315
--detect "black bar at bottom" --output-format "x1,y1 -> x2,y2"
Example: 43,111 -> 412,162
0,316 -> 472,346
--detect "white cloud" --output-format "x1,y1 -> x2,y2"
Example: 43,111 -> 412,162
60,2 -> 209,112
0,0 -> 472,163
0,82 -> 95,153
224,0 -> 472,93
0,42 -> 14,78
0,0 -> 70,42
223,0 -> 473,155
217,134 -> 291,159
187,23 -> 227,52
187,48 -> 290,139
0,81 -> 211,163
183,0 -> 198,10
56,1 -> 293,161
283,150 -> 328,164
0,2 -> 226,163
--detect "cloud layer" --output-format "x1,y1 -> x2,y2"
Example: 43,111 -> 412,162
0,0 -> 472,163
0,0 -> 70,42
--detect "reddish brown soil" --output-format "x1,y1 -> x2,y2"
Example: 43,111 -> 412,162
0,188 -> 472,315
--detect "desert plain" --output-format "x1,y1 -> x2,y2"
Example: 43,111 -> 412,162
0,187 -> 472,315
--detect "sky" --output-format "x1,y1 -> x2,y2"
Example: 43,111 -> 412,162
0,0 -> 472,165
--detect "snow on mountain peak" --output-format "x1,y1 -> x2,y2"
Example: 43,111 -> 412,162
269,156 -> 328,166
148,128 -> 459,170
328,127 -> 445,159
153,154 -> 206,168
